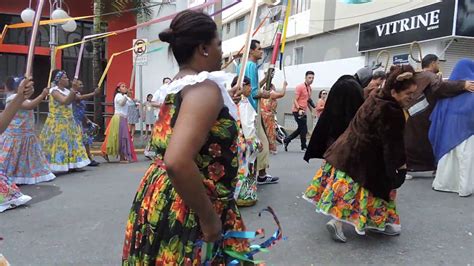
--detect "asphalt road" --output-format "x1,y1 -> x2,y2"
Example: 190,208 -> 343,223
1,142 -> 473,265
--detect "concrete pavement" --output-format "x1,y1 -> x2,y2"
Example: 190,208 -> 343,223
0,142 -> 473,265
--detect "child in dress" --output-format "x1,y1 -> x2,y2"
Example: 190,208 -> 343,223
126,91 -> 140,140
0,77 -> 55,184
72,79 -> 101,167
232,76 -> 261,207
143,94 -> 156,139
0,77 -> 34,212
40,70 -> 90,172
101,82 -> 137,163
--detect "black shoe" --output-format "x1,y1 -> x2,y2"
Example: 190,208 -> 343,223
88,160 -> 100,167
257,175 -> 279,185
284,140 -> 289,152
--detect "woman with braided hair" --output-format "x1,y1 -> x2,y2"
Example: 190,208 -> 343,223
303,65 -> 418,242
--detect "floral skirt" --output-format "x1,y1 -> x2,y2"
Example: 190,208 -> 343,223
40,114 -> 90,172
0,171 -> 31,213
303,163 -> 400,235
261,111 -> 277,153
0,132 -> 55,184
122,162 -> 248,265
101,115 -> 137,162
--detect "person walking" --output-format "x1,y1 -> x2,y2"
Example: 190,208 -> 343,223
237,39 -> 279,185
304,65 -> 417,242
122,10 -> 248,264
284,71 -> 315,152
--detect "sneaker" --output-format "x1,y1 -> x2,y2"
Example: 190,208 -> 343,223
257,175 -> 279,185
0,195 -> 32,213
300,148 -> 307,153
326,219 -> 347,243
405,174 -> 413,180
369,224 -> 401,236
88,160 -> 100,167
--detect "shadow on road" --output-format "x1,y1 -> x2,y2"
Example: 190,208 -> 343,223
19,184 -> 62,205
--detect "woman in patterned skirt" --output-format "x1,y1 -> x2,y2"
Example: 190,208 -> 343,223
0,77 -> 55,184
303,65 -> 418,242
40,70 -> 90,172
261,81 -> 287,154
0,78 -> 34,212
122,10 -> 248,264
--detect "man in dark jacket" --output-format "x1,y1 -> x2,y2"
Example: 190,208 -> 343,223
304,67 -> 372,161
405,54 -> 474,174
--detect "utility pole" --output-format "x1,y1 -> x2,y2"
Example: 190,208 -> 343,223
92,0 -> 104,136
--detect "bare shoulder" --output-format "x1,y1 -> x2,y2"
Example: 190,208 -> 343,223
181,79 -> 223,105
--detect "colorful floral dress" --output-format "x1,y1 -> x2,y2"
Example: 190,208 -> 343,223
234,98 -> 259,207
122,72 -> 248,265
303,163 -> 400,234
261,97 -> 277,153
73,99 -> 97,146
0,94 -> 55,184
40,87 -> 90,172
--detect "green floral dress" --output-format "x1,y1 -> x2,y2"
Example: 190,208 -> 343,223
122,89 -> 248,265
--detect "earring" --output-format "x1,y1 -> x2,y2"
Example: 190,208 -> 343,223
204,52 -> 209,57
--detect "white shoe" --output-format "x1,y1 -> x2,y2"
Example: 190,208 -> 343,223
0,195 -> 32,213
326,219 -> 347,243
405,174 -> 413,180
369,224 -> 401,236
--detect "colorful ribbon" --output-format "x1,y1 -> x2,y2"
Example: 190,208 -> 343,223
196,206 -> 283,266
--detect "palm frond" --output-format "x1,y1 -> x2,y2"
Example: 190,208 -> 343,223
99,0 -> 153,20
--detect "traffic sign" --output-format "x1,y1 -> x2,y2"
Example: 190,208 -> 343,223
133,38 -> 148,66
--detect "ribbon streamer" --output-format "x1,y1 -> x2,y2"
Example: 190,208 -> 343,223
25,0 -> 45,77
279,0 -> 292,71
74,32 -> 117,79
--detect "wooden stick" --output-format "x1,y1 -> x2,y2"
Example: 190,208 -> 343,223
25,0 -> 45,78
236,0 -> 259,87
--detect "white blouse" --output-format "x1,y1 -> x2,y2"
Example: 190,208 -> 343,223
114,93 -> 133,116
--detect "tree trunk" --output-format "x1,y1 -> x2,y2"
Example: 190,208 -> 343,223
92,0 -> 104,138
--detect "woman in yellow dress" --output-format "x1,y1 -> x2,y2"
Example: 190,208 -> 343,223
40,70 -> 90,172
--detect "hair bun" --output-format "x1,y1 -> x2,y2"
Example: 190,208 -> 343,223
159,29 -> 175,44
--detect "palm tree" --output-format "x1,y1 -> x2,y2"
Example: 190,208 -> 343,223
92,0 -> 152,132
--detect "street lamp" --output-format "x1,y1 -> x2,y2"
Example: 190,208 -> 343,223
20,0 -> 77,70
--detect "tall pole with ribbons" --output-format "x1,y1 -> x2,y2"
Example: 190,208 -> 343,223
263,0 -> 288,91
236,0 -> 259,87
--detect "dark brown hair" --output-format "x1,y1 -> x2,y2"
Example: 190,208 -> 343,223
159,10 -> 217,65
381,65 -> 416,97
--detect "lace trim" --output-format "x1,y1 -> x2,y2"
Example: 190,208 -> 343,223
163,71 -> 238,120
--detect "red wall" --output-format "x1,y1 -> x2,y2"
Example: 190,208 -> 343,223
1,0 -> 136,116
104,12 -> 136,115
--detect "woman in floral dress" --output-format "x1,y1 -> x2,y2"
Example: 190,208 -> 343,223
261,81 -> 287,154
40,70 -> 90,172
122,10 -> 248,264
303,65 -> 418,242
0,77 -> 55,184
0,77 -> 34,212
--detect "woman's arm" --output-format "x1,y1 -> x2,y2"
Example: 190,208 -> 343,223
21,88 -> 49,110
76,88 -> 100,100
51,88 -> 75,105
271,81 -> 287,99
0,78 -> 34,133
163,80 -> 224,242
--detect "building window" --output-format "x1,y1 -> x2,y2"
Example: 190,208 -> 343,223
294,46 -> 304,65
226,23 -> 231,34
292,0 -> 311,15
236,16 -> 246,36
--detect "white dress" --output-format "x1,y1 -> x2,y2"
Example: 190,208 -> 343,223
433,135 -> 474,197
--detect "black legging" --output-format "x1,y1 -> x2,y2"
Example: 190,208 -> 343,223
285,112 -> 308,149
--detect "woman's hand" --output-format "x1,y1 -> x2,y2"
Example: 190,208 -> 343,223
41,88 -> 49,98
18,78 -> 34,99
199,210 -> 222,242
